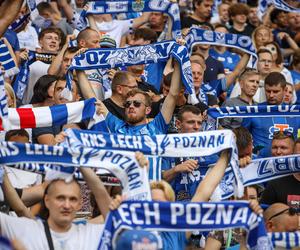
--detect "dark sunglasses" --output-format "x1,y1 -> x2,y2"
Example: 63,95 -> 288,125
124,100 -> 146,108
273,130 -> 294,139
268,207 -> 297,221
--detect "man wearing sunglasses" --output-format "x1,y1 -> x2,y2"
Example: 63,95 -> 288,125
263,203 -> 298,232
76,61 -> 182,180
260,131 -> 300,211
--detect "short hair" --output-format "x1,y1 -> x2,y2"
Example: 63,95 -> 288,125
150,180 -> 175,202
31,75 -> 58,104
63,47 -> 79,58
214,23 -> 229,31
272,131 -> 295,142
228,3 -> 249,18
239,68 -> 259,82
265,41 -> 283,65
257,48 -> 273,59
133,28 -> 158,43
270,9 -> 287,24
38,27 -> 63,42
264,72 -> 286,88
126,89 -> 151,107
76,27 -> 98,44
111,71 -> 133,92
192,0 -> 213,11
37,2 -> 55,15
177,105 -> 202,122
5,129 -> 29,141
232,127 -> 252,153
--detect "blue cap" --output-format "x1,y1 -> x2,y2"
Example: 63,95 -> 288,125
116,230 -> 161,250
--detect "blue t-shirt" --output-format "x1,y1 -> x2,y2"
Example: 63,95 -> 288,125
209,49 -> 240,73
291,70 -> 300,104
242,102 -> 300,157
105,112 -> 168,180
160,231 -> 187,250
204,55 -> 225,82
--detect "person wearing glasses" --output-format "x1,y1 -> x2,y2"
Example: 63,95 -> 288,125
76,61 -> 182,180
260,131 -> 300,211
263,203 -> 298,232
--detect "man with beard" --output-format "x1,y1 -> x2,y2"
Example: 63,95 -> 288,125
76,61 -> 182,180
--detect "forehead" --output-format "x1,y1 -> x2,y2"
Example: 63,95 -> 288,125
265,84 -> 283,91
272,138 -> 293,147
245,74 -> 260,81
47,180 -> 81,197
55,80 -> 66,89
43,32 -> 59,38
126,93 -> 145,101
191,62 -> 203,71
259,52 -> 272,60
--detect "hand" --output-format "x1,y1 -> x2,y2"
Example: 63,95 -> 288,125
19,49 -> 29,61
239,156 -> 251,168
181,28 -> 190,37
135,151 -> 149,170
249,199 -> 263,215
109,195 -> 123,211
54,131 -> 67,144
107,69 -> 117,80
277,32 -> 289,40
175,159 -> 198,173
176,38 -> 186,46
65,34 -> 76,45
95,100 -> 107,116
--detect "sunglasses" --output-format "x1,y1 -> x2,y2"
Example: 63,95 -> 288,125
268,207 -> 297,221
273,130 -> 294,139
124,100 -> 146,108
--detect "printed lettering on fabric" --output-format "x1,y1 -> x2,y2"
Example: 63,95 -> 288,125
270,232 -> 300,249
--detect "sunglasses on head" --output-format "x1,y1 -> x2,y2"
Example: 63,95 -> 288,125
124,100 -> 146,108
268,207 -> 297,221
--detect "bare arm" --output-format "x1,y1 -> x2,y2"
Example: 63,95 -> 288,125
132,12 -> 151,29
225,53 -> 250,87
2,174 -> 34,218
0,0 -> 23,38
21,181 -> 49,207
80,168 -> 112,219
160,60 -> 181,123
87,15 -> 99,32
57,0 -> 74,23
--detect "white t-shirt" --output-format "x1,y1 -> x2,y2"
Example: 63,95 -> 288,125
95,19 -> 132,47
17,25 -> 39,51
0,213 -> 104,250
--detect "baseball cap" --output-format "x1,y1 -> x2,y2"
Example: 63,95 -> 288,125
100,36 -> 117,48
115,230 -> 161,250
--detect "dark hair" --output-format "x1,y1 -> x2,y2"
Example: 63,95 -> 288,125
63,47 -> 79,58
232,127 -> 252,153
228,3 -> 250,18
264,72 -> 286,88
38,27 -> 63,42
5,129 -> 29,141
214,23 -> 229,31
270,9 -> 287,24
37,2 -> 55,14
177,105 -> 202,121
30,75 -> 58,104
257,48 -> 273,59
111,71 -> 134,92
133,28 -> 158,43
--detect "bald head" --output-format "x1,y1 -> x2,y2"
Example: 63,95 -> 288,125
264,203 -> 298,232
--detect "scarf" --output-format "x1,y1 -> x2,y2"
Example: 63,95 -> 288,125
85,0 -> 181,39
64,128 -> 244,198
0,140 -> 151,201
0,72 -> 9,130
98,200 -> 272,250
13,50 -> 56,100
272,0 -> 300,13
0,40 -> 19,78
269,232 -> 300,249
68,40 -> 197,102
0,98 -> 97,131
185,27 -> 257,59
207,104 -> 300,130
215,154 -> 300,200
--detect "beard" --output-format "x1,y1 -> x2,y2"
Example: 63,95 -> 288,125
125,113 -> 145,124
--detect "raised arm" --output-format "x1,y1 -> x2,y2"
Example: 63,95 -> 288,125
57,0 -> 74,23
0,0 -> 23,38
132,12 -> 151,29
225,53 -> 250,88
80,168 -> 112,220
160,60 -> 182,123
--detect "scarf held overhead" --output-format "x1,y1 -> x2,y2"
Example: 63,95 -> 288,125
98,200 -> 272,250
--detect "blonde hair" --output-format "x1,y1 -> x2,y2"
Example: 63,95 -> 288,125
5,83 -> 16,108
252,25 -> 273,50
150,180 -> 175,202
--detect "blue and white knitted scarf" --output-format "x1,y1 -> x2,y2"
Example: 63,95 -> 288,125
68,41 -> 197,102
269,232 -> 300,249
273,0 -> 300,13
65,128 -> 244,198
0,40 -> 19,78
85,0 -> 181,39
185,27 -> 257,58
98,200 -> 272,250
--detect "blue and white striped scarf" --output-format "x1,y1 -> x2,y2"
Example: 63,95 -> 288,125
269,232 -> 300,249
0,140 -> 151,201
64,128 -> 244,198
185,27 -> 257,59
68,41 -> 197,103
85,0 -> 181,39
273,0 -> 300,13
0,40 -> 19,78
98,200 -> 272,250
215,154 -> 300,200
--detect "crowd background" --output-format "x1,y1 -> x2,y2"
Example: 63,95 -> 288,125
0,0 -> 299,249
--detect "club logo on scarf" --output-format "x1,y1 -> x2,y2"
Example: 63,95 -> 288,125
132,0 -> 145,11
268,124 -> 293,139
216,32 -> 226,44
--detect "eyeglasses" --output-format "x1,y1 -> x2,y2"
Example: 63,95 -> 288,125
124,100 -> 146,108
273,130 -> 294,139
268,207 -> 297,221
